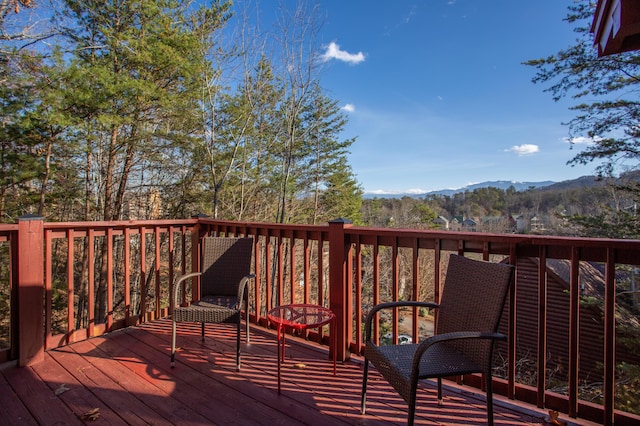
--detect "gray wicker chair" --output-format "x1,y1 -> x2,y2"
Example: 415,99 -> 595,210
171,237 -> 254,371
361,254 -> 514,426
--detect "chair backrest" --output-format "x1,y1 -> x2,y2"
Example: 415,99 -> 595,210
436,254 -> 514,369
200,237 -> 254,297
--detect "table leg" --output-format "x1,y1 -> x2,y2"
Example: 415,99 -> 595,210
277,323 -> 282,394
331,318 -> 336,376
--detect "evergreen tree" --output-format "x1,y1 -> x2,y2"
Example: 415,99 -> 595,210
58,0 -> 224,221
303,85 -> 361,224
318,158 -> 363,224
53,0 -> 230,321
525,0 -> 640,238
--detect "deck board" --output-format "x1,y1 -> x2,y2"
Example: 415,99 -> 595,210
3,358 -> 83,425
0,319 -> 592,425
30,347 -> 128,426
0,369 -> 39,425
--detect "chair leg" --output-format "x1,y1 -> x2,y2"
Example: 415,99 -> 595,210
171,320 -> 177,368
360,359 -> 369,414
201,322 -> 205,341
437,377 -> 443,405
408,375 -> 419,426
236,317 -> 241,371
486,373 -> 495,426
245,299 -> 250,344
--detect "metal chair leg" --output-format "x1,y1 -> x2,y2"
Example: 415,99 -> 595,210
361,360 -> 369,414
171,320 -> 177,367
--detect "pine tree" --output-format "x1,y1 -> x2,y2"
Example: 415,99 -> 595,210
525,0 -> 640,238
58,0 -> 224,221
54,0 -> 231,321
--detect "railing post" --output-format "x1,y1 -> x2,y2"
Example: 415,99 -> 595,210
329,218 -> 352,362
190,214 -> 208,301
17,214 -> 45,366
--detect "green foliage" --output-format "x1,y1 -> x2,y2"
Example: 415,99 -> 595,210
524,0 -> 640,239
580,362 -> 640,416
361,179 -> 632,235
2,0 -> 363,225
614,363 -> 640,415
319,158 -> 364,224
568,209 -> 640,239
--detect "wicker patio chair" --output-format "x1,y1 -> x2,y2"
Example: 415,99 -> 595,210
361,254 -> 514,426
171,237 -> 254,371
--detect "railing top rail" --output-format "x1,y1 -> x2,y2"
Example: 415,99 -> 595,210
42,218 -> 200,230
346,225 -> 640,248
8,215 -> 640,253
200,218 -> 330,234
0,224 -> 19,232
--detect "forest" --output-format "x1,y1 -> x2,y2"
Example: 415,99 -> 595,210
362,173 -> 640,238
2,1 -> 640,241
1,0 -> 363,227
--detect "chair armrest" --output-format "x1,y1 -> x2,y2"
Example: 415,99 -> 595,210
364,301 -> 439,342
412,331 -> 507,373
236,274 -> 256,304
172,272 -> 202,306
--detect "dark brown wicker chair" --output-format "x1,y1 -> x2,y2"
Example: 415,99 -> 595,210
171,237 -> 254,371
361,254 -> 514,426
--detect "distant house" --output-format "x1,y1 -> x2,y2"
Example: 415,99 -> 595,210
508,213 -> 526,233
123,190 -> 163,220
461,218 -> 477,232
449,216 -> 463,231
444,216 -> 477,232
529,214 -> 544,233
496,257 -> 640,382
480,216 -> 504,233
433,216 -> 449,230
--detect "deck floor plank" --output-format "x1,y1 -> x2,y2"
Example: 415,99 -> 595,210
138,322 -> 359,425
2,358 -> 83,425
99,328 -> 303,426
0,319 -> 588,425
30,350 -> 129,426
67,337 -> 212,425
48,344 -> 173,426
0,366 -> 39,425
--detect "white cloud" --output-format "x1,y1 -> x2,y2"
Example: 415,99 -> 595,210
368,188 -> 428,195
321,42 -> 365,64
342,104 -> 355,113
563,136 -> 599,145
507,144 -> 539,156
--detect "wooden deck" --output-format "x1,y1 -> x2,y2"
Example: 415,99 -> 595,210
0,320 -> 593,425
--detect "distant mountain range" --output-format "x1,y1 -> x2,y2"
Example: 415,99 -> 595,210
363,177 -> 601,199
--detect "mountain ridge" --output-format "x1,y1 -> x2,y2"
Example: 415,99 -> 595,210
364,179 -> 576,199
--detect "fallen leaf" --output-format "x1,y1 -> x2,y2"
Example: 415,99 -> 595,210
294,363 -> 306,369
547,410 -> 567,426
81,408 -> 100,421
54,384 -> 70,396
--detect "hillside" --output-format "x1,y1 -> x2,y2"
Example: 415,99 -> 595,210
360,172 -> 640,237
364,179 -> 561,199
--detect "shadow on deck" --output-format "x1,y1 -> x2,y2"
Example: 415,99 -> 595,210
0,319 -> 595,425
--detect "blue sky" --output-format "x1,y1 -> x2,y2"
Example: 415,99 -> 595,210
19,1 -> 597,195
304,0 -> 598,194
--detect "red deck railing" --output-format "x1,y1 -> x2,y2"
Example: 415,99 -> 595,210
1,215 -> 639,425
